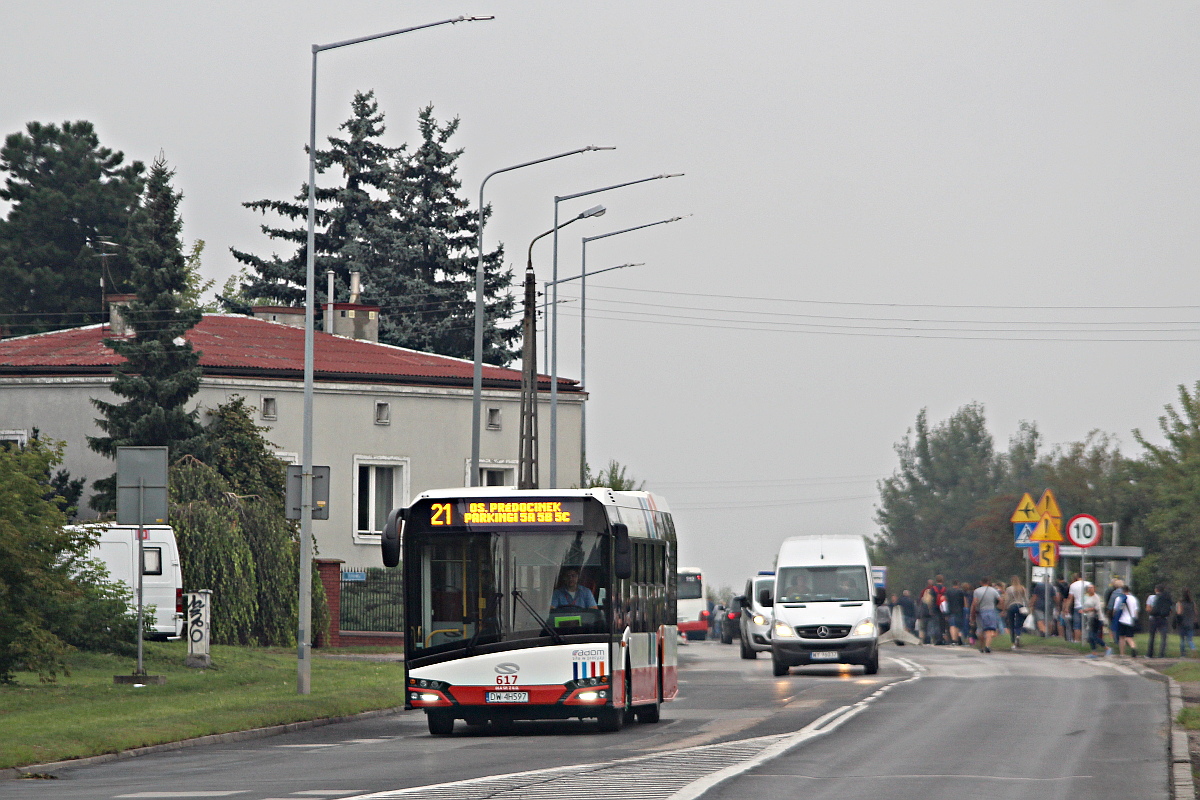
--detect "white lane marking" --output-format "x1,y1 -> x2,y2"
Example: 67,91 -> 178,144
741,772 -> 1093,781
667,657 -> 922,800
292,793 -> 364,796
274,744 -> 342,748
115,793 -> 249,798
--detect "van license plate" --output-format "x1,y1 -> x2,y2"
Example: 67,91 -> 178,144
486,691 -> 528,703
810,651 -> 838,660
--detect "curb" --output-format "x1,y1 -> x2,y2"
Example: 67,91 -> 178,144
0,704 -> 407,782
1122,661 -> 1193,800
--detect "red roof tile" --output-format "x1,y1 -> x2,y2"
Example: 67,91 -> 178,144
0,315 -> 576,391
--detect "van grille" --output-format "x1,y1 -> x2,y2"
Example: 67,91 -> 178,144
797,624 -> 850,639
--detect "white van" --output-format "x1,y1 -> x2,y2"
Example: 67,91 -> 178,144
762,534 -> 882,675
75,524 -> 184,640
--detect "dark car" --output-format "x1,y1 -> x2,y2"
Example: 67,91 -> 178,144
719,603 -> 740,644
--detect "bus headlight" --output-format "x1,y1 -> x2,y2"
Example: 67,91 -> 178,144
852,619 -> 876,637
578,691 -> 600,702
774,621 -> 797,638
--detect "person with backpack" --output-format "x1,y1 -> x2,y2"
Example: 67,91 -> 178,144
1112,584 -> 1139,658
1148,584 -> 1174,658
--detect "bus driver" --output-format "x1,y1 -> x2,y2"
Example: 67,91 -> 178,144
551,568 -> 598,609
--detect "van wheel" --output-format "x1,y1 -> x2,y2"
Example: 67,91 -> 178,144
427,711 -> 454,736
740,634 -> 756,660
772,655 -> 789,676
864,650 -> 879,675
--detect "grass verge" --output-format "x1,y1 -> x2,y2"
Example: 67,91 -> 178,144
0,641 -> 404,770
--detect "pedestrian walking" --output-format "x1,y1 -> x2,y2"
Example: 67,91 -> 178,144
1004,576 -> 1029,649
1080,584 -> 1105,656
1105,578 -> 1125,655
945,579 -> 968,646
1030,578 -> 1058,637
1067,572 -> 1092,644
898,589 -> 917,635
931,575 -> 948,645
1113,584 -> 1139,658
970,576 -> 1003,653
917,588 -> 932,644
1178,589 -> 1197,657
1148,584 -> 1174,658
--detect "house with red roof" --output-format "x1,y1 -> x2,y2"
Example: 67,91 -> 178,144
0,305 -> 583,566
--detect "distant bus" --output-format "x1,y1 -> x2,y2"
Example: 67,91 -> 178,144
383,487 -> 680,735
677,567 -> 707,640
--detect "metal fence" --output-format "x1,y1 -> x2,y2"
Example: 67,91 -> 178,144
339,567 -> 403,633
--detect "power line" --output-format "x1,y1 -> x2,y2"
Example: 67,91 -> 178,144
583,283 -> 1200,311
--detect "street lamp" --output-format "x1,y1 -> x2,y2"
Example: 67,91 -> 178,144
575,216 -> 688,485
469,148 -> 615,487
548,173 -> 683,487
298,14 -> 492,696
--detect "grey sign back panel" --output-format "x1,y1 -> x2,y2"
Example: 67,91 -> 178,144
116,446 -> 169,525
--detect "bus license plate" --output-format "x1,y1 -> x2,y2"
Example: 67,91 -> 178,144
810,651 -> 838,660
486,691 -> 528,703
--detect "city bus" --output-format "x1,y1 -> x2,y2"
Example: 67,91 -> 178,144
381,487 -> 679,735
677,567 -> 707,640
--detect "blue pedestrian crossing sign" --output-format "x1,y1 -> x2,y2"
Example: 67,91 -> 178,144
1014,522 -> 1036,546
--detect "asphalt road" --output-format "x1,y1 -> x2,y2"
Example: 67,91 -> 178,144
0,640 -> 1169,800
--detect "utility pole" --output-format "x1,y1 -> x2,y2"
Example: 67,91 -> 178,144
518,266 -> 539,489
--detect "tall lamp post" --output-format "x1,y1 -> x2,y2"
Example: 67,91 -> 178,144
548,173 -> 683,487
298,15 -> 492,695
576,216 -> 687,485
469,147 -> 615,487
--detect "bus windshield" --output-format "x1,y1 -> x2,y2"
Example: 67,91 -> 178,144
776,566 -> 869,603
409,529 -> 610,658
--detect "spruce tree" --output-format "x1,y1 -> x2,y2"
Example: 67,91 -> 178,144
0,121 -> 144,336
88,157 -> 203,510
229,90 -> 400,310
374,105 -> 516,363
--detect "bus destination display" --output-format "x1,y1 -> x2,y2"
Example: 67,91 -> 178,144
428,499 -> 585,528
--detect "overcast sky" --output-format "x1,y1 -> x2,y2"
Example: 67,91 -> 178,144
6,2 -> 1200,590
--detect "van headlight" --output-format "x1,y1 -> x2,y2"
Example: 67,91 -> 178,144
852,619 -> 876,637
774,621 -> 797,638
752,614 -> 767,626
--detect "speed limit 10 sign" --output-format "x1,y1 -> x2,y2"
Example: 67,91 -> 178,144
1065,513 -> 1103,548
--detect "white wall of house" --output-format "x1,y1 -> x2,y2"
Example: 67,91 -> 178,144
0,375 -> 584,567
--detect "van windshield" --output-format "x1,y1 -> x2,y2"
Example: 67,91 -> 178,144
776,566 -> 869,603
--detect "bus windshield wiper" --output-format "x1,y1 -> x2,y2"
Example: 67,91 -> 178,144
512,589 -> 564,645
464,592 -> 503,656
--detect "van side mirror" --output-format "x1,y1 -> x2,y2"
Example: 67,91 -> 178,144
613,523 -> 632,580
733,594 -> 747,609
759,588 -> 773,608
381,508 -> 402,568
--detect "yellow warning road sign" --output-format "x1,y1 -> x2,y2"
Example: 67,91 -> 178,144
1029,513 -> 1064,543
1036,489 -> 1062,526
1039,542 -> 1058,567
1011,493 -> 1039,524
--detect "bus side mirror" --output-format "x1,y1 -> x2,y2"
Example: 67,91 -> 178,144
382,507 -> 402,568
759,588 -> 773,608
613,523 -> 632,580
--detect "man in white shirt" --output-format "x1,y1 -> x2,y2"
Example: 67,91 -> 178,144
1112,587 -> 1140,658
1068,573 -> 1093,643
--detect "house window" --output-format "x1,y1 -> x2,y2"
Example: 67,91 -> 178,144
481,467 -> 514,486
356,461 -> 406,536
0,429 -> 28,450
486,407 -> 502,430
375,401 -> 390,425
261,397 -> 277,420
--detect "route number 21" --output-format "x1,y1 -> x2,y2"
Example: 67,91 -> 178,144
431,503 -> 453,526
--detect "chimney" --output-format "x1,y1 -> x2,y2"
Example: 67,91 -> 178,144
251,306 -> 306,328
106,293 -> 137,336
330,303 -> 380,343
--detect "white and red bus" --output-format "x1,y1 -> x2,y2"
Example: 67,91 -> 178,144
677,567 -> 708,640
382,487 -> 679,735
